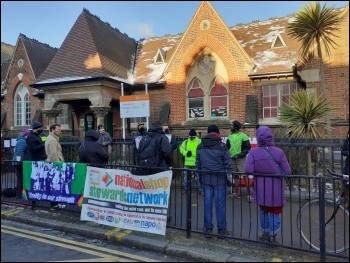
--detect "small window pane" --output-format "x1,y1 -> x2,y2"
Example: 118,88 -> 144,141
189,98 -> 204,118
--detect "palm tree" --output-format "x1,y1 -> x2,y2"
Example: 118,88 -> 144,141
278,89 -> 331,190
287,1 -> 344,138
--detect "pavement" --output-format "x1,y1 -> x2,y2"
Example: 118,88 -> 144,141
1,203 -> 347,262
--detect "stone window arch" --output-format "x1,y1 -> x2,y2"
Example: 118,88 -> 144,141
14,83 -> 30,126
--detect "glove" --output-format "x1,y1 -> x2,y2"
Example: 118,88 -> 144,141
186,151 -> 192,157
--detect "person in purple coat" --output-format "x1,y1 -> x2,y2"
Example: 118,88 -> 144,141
244,126 -> 291,243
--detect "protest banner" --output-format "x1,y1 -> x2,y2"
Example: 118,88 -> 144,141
80,167 -> 172,236
23,161 -> 86,205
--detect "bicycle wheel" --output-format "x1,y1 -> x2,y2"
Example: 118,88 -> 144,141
297,199 -> 349,253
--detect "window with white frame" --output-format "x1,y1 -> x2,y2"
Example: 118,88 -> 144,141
56,103 -> 69,127
15,84 -> 30,126
188,78 -> 204,118
262,83 -> 297,118
210,77 -> 228,117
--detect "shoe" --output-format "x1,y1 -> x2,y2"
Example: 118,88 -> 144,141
218,229 -> 232,239
182,190 -> 187,195
258,232 -> 270,242
232,192 -> 241,198
53,204 -> 66,209
205,229 -> 212,238
247,195 -> 252,203
269,235 -> 279,244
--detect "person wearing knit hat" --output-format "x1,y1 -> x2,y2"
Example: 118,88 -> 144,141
13,129 -> 30,198
196,124 -> 232,238
26,121 -> 47,162
22,129 -> 30,137
32,121 -> 43,130
226,120 -> 251,201
207,124 -> 220,134
179,128 -> 203,195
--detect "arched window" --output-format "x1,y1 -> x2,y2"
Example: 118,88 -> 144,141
210,76 -> 227,117
188,78 -> 204,118
14,84 -> 30,126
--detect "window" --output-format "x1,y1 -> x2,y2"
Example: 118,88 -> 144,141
56,103 -> 69,127
14,84 -> 30,126
188,79 -> 204,118
210,77 -> 228,117
262,83 -> 297,118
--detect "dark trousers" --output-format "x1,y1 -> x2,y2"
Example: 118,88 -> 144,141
16,163 -> 23,197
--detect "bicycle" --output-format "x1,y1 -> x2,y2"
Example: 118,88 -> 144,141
296,168 -> 349,254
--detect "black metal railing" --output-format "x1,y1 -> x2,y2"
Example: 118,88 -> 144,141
1,139 -> 348,261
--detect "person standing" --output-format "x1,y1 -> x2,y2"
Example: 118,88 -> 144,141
196,125 -> 232,239
135,121 -> 172,176
45,123 -> 64,163
132,122 -> 146,165
27,121 -> 47,162
45,123 -> 65,209
179,128 -> 203,195
244,126 -> 291,243
97,125 -> 112,155
13,129 -> 30,198
79,129 -> 109,168
226,120 -> 251,200
163,125 -> 177,152
341,130 -> 349,176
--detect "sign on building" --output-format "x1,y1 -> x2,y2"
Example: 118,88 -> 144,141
120,94 -> 150,118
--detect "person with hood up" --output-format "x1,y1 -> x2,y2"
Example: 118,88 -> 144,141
196,125 -> 232,239
134,121 -> 172,175
13,129 -> 30,198
79,129 -> 109,167
244,126 -> 291,244
132,122 -> 146,165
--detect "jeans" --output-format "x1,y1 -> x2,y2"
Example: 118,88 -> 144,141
259,208 -> 281,236
204,183 -> 227,230
183,166 -> 203,191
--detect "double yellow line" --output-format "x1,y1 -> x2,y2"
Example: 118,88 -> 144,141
1,224 -> 158,262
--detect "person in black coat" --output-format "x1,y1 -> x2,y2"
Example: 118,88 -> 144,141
79,129 -> 109,167
26,121 -> 47,161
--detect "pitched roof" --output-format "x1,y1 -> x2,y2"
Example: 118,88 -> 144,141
230,16 -> 301,75
133,34 -> 182,84
19,34 -> 58,79
1,42 -> 15,64
1,61 -> 10,85
36,9 -> 137,85
131,14 -> 304,83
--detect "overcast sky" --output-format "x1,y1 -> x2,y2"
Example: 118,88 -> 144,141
1,1 -> 348,48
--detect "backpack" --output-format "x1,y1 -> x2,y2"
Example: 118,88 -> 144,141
138,133 -> 160,167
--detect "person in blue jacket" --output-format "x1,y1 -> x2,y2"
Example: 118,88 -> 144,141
13,129 -> 30,198
196,125 -> 232,239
